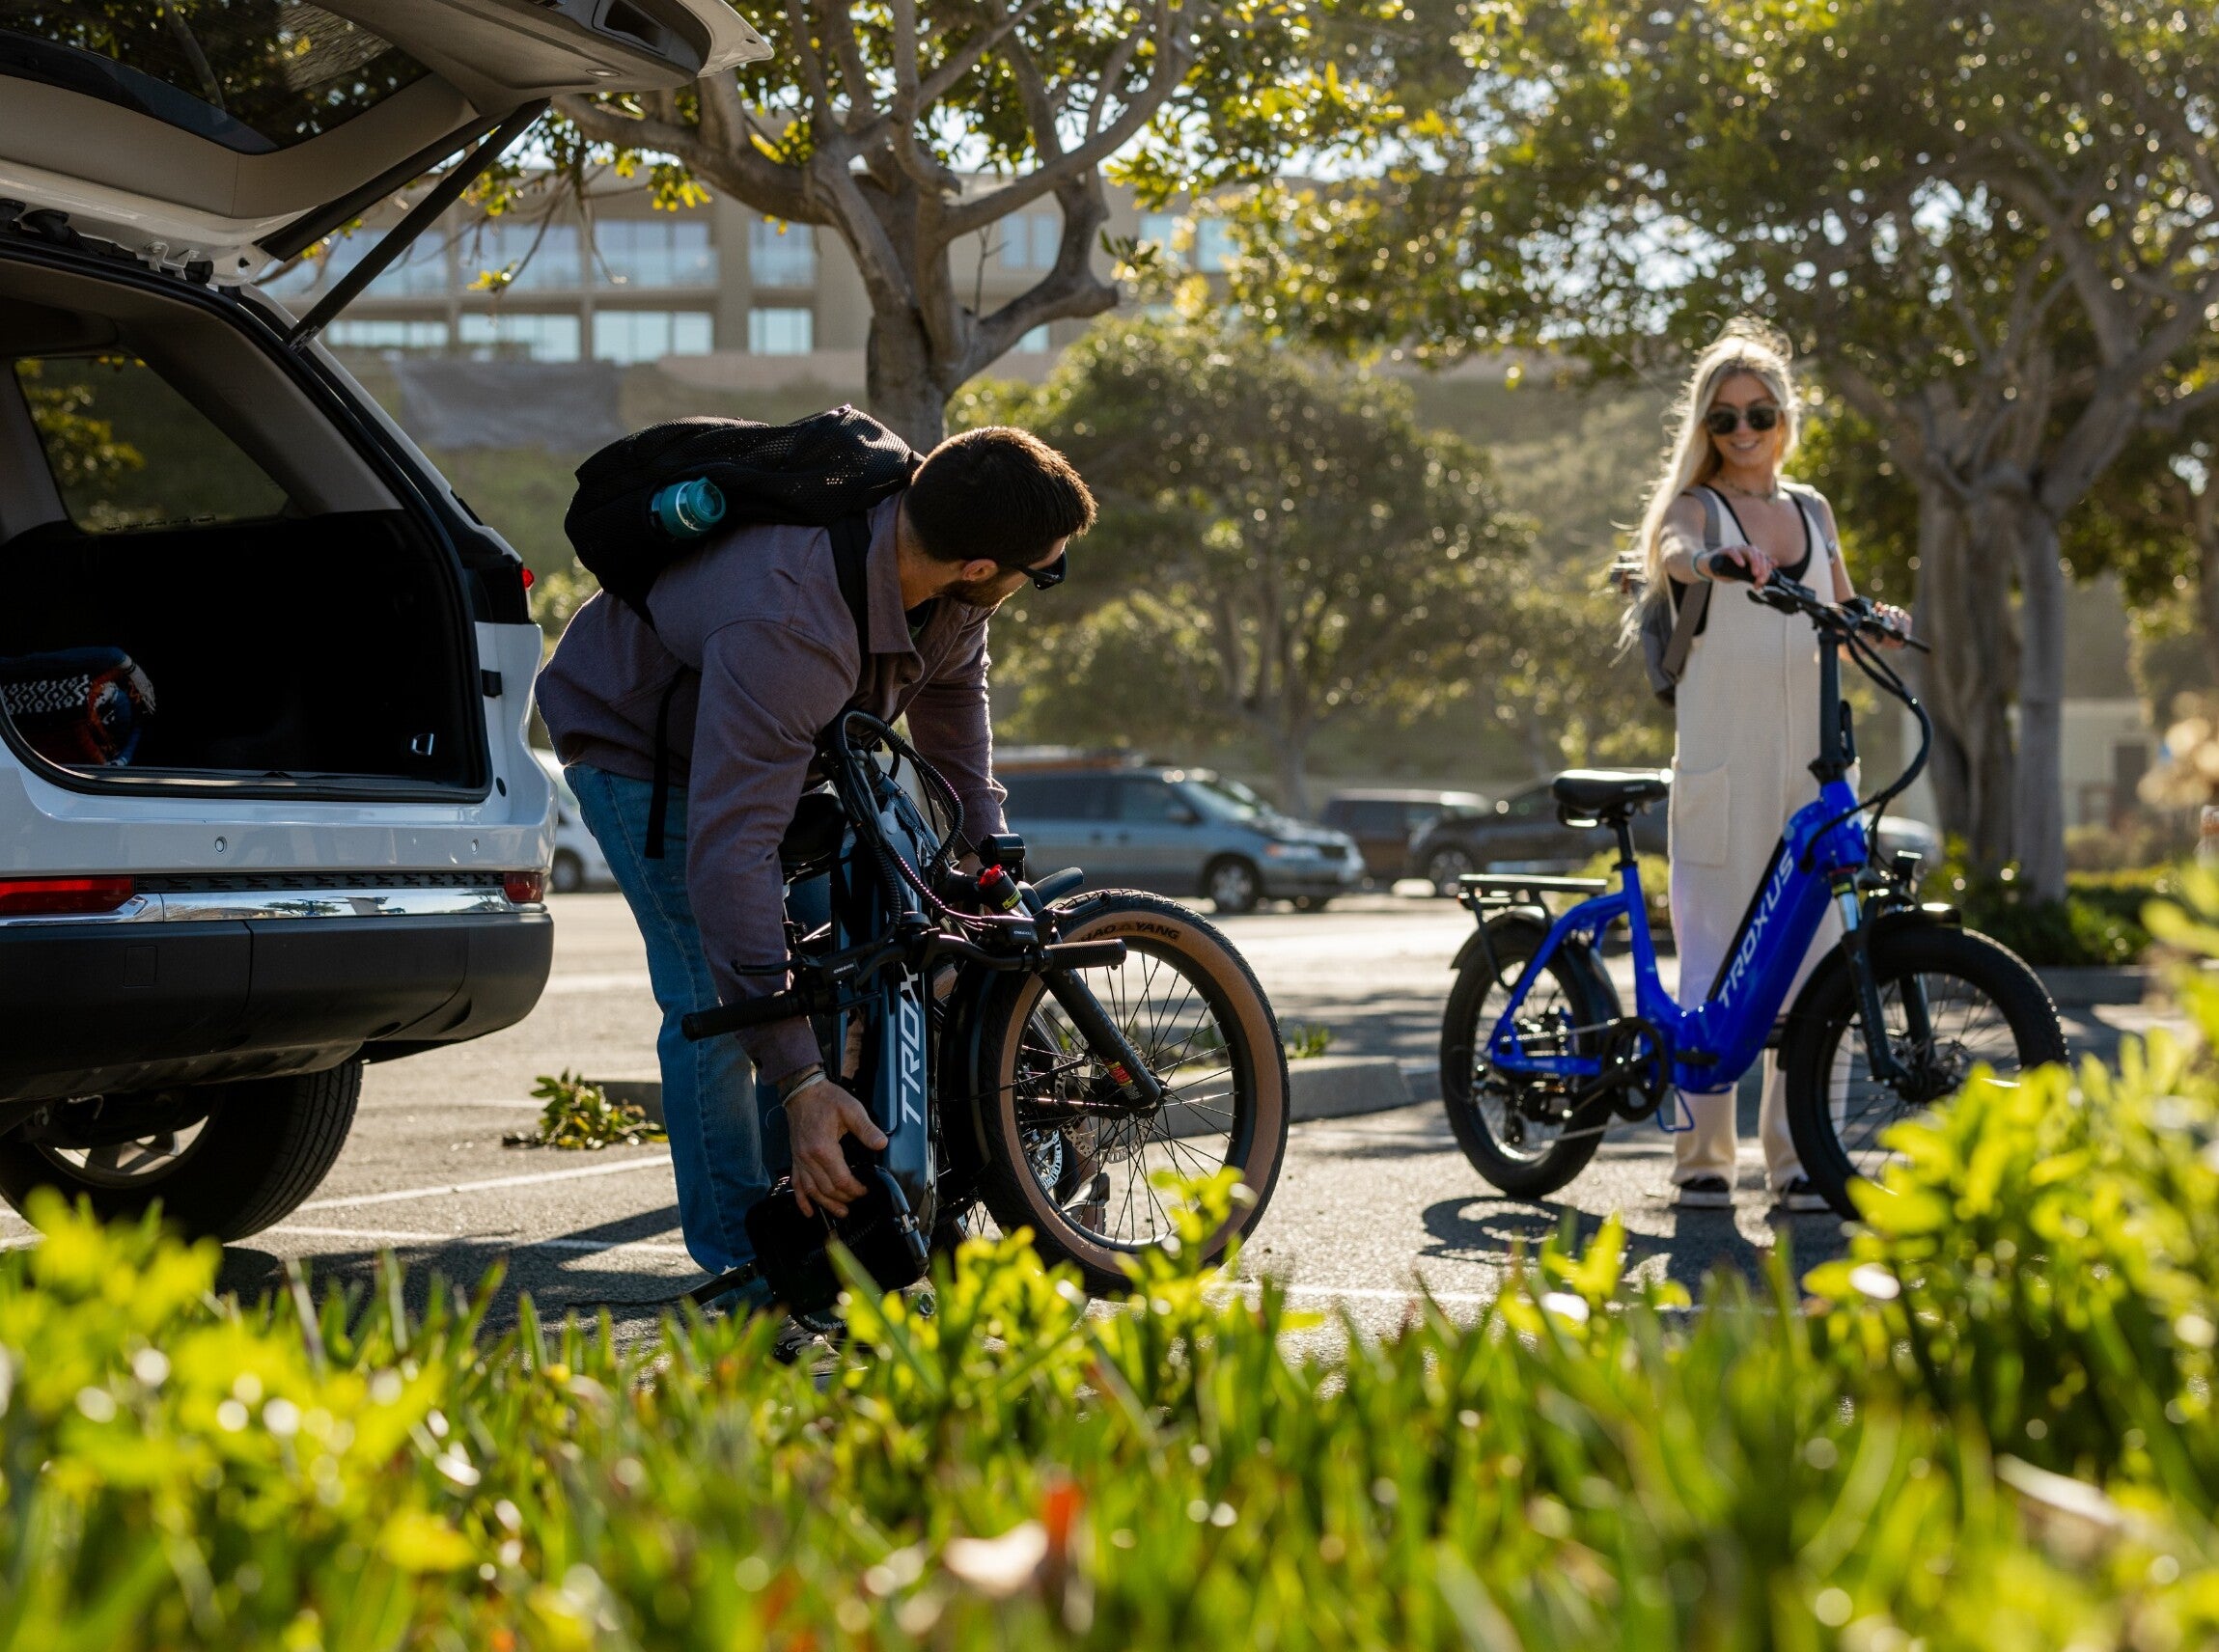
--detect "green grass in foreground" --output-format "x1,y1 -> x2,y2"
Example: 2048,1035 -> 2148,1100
15,881 -> 2219,1646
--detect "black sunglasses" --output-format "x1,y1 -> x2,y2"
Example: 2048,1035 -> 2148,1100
1706,403 -> 1781,436
1026,551 -> 1068,591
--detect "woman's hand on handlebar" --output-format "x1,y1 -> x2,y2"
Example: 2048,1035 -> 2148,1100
784,1079 -> 887,1219
1700,545 -> 1773,586
1869,601 -> 1913,648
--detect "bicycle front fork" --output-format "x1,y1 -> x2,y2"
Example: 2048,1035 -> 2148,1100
1831,874 -> 1913,1087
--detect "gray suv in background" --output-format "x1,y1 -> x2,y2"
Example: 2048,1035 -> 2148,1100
1000,764 -> 1363,913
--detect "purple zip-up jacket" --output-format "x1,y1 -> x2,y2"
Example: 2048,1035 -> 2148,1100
535,495 -> 1006,1084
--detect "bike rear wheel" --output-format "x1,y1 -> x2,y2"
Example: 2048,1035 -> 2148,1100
971,891 -> 1289,1297
1439,917 -> 1620,1199
1784,924 -> 2066,1218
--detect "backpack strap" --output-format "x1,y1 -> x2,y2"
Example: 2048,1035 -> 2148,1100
1656,486 -> 1724,685
643,511 -> 876,862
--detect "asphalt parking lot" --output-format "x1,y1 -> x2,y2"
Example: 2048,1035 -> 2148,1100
0,892 -> 2181,1339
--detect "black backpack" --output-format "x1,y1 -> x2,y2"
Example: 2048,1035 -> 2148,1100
562,405 -> 921,856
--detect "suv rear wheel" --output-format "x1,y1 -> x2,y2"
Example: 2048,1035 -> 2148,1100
0,1062 -> 360,1242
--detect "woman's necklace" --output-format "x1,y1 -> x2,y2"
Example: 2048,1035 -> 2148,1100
1715,476 -> 1782,504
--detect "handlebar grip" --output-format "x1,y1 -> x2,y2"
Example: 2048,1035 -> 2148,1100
680,991 -> 802,1041
1705,552 -> 1756,584
1043,939 -> 1128,971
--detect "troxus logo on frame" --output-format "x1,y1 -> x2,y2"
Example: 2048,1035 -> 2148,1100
1720,846 -> 1796,1005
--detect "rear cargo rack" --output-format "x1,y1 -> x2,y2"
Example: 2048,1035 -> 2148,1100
1456,872 -> 1607,913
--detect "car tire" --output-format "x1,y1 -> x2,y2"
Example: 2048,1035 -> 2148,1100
0,1061 -> 362,1242
550,849 -> 586,895
1426,845 -> 1476,898
1204,856 -> 1262,915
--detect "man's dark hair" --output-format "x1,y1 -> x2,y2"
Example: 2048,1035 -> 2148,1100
904,427 -> 1096,566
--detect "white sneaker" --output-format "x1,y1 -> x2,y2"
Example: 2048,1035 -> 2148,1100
1673,1175 -> 1734,1209
1773,1177 -> 1832,1216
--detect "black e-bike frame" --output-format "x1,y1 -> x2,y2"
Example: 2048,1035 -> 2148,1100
680,711 -> 1161,1305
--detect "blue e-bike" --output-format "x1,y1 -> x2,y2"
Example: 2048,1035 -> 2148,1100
1439,568 -> 2066,1217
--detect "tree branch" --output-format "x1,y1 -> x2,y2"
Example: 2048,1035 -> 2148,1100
553,92 -> 817,223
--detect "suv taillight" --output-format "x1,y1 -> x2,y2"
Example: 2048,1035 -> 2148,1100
0,875 -> 135,916
504,870 -> 547,905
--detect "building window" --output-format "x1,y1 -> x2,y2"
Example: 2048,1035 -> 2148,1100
999,211 -> 1062,270
596,217 -> 717,288
749,306 -> 815,354
594,311 -> 714,362
456,312 -> 581,362
1015,324 -> 1051,354
262,230 -> 448,298
325,318 -> 451,351
1194,219 -> 1234,273
1139,212 -> 1179,251
1132,213 -> 1233,272
749,220 -> 817,287
461,222 -> 582,291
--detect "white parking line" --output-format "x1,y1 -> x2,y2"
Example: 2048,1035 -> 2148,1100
539,971 -> 655,995
274,1224 -> 692,1258
294,1153 -> 672,1213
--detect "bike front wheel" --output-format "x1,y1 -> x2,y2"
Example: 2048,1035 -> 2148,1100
1784,924 -> 2066,1218
970,891 -> 1289,1297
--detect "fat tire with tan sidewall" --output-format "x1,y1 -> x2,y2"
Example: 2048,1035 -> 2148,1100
0,1060 -> 362,1242
973,890 -> 1289,1296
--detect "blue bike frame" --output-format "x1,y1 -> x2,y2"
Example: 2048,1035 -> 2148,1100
1485,781 -> 1870,1097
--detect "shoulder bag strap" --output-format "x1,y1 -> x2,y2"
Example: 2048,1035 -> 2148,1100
829,513 -> 872,663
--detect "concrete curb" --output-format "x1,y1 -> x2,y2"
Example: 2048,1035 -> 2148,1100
2037,966 -> 2156,1007
598,1054 -> 1427,1134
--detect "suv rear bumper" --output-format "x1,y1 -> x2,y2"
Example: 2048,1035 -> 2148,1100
0,907 -> 551,1105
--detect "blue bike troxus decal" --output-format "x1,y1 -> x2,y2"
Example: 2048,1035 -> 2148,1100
1713,841 -> 1796,1008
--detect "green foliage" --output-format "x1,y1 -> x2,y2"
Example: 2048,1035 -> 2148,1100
1926,849 -> 2171,967
505,1073 -> 667,1151
956,314 -> 1533,801
1282,1023 -> 1334,1060
42,891 -> 2219,1641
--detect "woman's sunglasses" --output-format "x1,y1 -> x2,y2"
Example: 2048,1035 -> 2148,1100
1706,404 -> 1781,436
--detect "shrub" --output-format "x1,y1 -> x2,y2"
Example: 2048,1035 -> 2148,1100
20,888 -> 2219,1643
1924,852 -> 2177,967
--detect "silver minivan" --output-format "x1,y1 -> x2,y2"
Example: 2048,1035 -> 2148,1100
1001,765 -> 1364,914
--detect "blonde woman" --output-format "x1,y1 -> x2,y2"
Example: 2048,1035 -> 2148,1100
1632,322 -> 1909,1213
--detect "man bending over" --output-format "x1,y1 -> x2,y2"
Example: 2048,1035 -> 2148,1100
536,426 -> 1094,1291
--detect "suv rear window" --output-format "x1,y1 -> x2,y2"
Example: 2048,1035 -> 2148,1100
15,356 -> 289,532
1001,773 -> 1114,820
0,1 -> 430,154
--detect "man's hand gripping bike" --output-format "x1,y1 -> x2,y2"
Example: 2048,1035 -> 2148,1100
680,710 -> 1290,1314
1440,570 -> 2066,1218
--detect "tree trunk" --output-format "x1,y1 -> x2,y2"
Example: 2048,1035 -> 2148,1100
866,310 -> 953,451
2012,506 -> 2069,900
2198,496 -> 2219,703
1912,482 -> 2017,869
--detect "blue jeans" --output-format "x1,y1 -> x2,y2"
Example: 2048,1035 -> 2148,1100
567,764 -> 821,1276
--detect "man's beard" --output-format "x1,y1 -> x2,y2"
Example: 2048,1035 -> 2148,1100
944,571 -> 1022,608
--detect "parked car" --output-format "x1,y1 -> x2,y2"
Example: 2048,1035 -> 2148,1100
1318,789 -> 1487,881
1410,782 -> 1948,898
0,0 -> 762,1241
1411,781 -> 1671,895
1000,763 -> 1363,914
536,752 -> 613,894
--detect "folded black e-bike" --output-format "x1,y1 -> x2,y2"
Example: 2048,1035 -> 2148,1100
680,711 -> 1290,1312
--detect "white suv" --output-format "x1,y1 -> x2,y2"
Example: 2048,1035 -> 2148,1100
0,0 -> 763,1239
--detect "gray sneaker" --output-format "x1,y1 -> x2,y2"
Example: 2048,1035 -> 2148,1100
1673,1175 -> 1734,1209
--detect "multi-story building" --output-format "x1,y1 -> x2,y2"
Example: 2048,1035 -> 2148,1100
265,179 -> 1231,388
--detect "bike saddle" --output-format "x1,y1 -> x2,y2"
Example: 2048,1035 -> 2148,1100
1551,769 -> 1671,822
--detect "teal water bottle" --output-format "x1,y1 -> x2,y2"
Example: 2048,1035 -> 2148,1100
649,477 -> 726,538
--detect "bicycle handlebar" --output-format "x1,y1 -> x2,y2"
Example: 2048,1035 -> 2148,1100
1704,560 -> 1925,653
